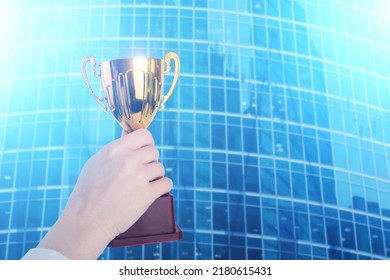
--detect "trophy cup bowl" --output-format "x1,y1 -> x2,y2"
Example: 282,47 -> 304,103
81,52 -> 182,247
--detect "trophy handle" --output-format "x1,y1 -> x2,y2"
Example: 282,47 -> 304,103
81,55 -> 108,112
160,52 -> 180,110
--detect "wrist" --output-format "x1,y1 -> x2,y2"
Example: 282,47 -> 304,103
38,211 -> 111,259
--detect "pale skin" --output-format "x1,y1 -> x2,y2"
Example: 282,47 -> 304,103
36,128 -> 172,259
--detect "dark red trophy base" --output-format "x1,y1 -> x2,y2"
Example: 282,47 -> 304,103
108,193 -> 182,247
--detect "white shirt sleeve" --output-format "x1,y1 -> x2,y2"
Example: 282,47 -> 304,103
21,248 -> 69,260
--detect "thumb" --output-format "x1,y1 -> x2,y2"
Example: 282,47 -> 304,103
121,129 -> 128,137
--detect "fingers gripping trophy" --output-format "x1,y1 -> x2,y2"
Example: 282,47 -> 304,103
81,53 -> 182,247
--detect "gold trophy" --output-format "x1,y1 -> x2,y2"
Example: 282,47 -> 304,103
81,53 -> 182,247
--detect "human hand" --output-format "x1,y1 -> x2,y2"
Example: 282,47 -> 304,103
37,129 -> 172,259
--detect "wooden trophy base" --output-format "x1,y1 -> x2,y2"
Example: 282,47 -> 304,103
108,193 -> 182,247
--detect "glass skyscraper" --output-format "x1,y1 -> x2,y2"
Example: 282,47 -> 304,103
0,0 -> 389,260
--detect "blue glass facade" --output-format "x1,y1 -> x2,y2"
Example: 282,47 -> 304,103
0,0 -> 389,260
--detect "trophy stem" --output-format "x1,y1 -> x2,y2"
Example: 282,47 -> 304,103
108,193 -> 182,247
